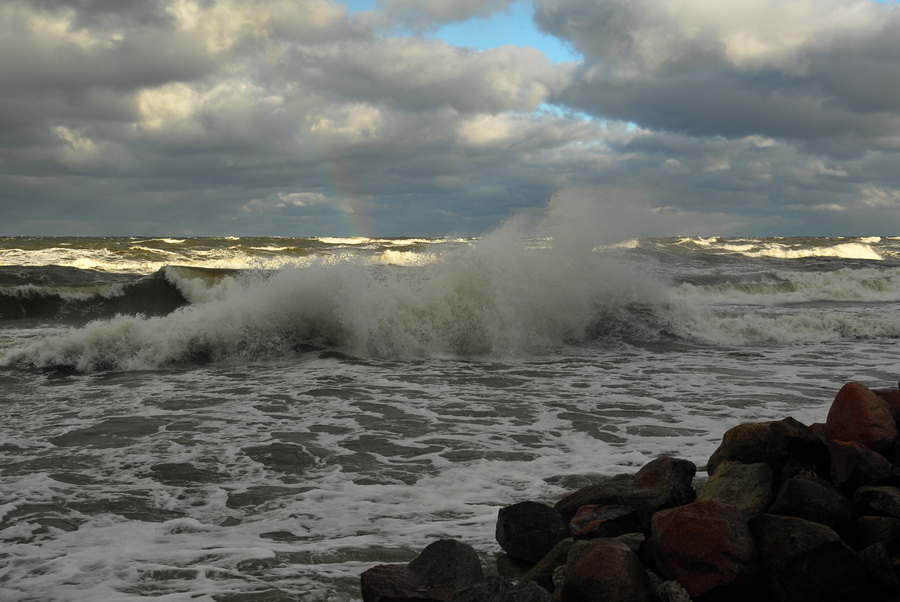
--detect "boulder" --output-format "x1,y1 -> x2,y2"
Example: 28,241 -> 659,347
360,563 -> 455,602
706,417 -> 827,476
555,456 -> 696,527
873,388 -> 900,425
650,498 -> 760,598
496,501 -> 567,563
829,439 -> 894,491
519,537 -> 574,592
568,504 -> 641,540
825,382 -> 897,453
749,514 -> 868,602
768,478 -> 856,529
697,460 -> 774,515
859,543 -> 900,595
455,576 -> 553,602
848,515 -> 900,552
407,539 -> 484,590
854,486 -> 900,518
560,539 -> 654,602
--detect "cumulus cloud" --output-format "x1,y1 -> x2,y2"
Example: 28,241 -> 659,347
1,0 -> 899,237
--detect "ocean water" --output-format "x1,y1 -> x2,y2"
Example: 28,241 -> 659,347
2,209 -> 900,600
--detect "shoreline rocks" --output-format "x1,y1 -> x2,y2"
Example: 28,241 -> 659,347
361,381 -> 900,601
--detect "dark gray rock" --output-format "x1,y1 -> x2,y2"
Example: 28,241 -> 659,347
749,514 -> 868,602
554,456 -> 696,528
855,486 -> 900,518
455,577 -> 553,602
496,501 -> 567,563
407,539 -> 484,590
768,478 -> 856,529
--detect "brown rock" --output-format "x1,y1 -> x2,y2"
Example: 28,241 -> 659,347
825,382 -> 897,453
698,460 -> 774,516
554,456 -> 696,527
749,514 -> 868,602
829,439 -> 894,491
706,417 -> 827,476
560,539 -> 654,602
650,498 -> 759,598
360,563 -> 455,602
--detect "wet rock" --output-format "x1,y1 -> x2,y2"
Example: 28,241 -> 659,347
407,539 -> 484,590
568,504 -> 641,540
697,460 -> 774,516
749,513 -> 868,602
768,478 -> 856,530
555,456 -> 696,527
854,486 -> 900,518
873,388 -> 900,425
828,439 -> 895,491
825,382 -> 897,453
455,576 -> 553,602
360,563 -> 455,602
560,539 -> 654,602
706,417 -> 827,476
496,501 -> 567,563
650,498 -> 760,598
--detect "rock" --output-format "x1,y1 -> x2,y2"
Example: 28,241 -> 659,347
749,513 -> 868,602
706,417 -> 827,476
768,478 -> 856,530
519,537 -> 574,592
568,504 -> 641,540
496,501 -> 567,563
656,580 -> 692,602
560,539 -> 654,602
360,563 -> 455,602
555,456 -> 696,527
455,576 -> 553,602
854,486 -> 900,518
407,539 -> 484,590
848,515 -> 900,552
697,460 -> 774,516
829,439 -> 894,491
614,532 -> 646,553
859,543 -> 900,595
825,382 -> 897,453
650,498 -> 759,598
873,388 -> 900,425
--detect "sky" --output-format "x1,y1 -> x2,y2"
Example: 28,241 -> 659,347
2,0 -> 900,238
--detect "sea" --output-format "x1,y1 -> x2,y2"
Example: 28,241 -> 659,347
2,209 -> 900,600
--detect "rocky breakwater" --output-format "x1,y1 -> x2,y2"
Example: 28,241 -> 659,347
360,381 -> 900,602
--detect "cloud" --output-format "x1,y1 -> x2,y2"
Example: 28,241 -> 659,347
536,0 -> 900,156
1,0 -> 899,237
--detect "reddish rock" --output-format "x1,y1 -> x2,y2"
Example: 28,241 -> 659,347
650,498 -> 759,598
560,539 -> 654,602
706,417 -> 827,476
554,456 -> 696,527
519,537 -> 574,592
568,504 -> 641,540
749,514 -> 868,602
825,382 -> 897,453
360,563 -> 455,602
829,439 -> 894,491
